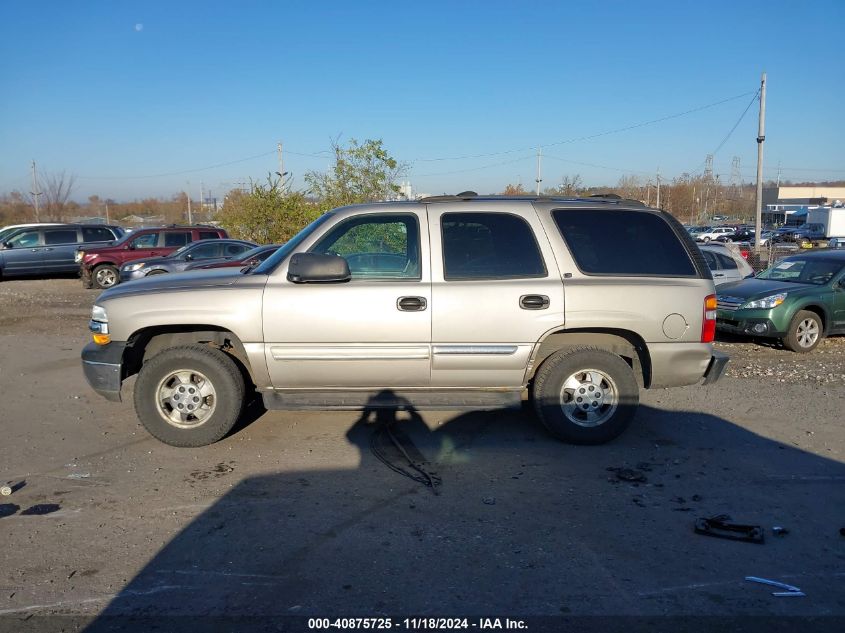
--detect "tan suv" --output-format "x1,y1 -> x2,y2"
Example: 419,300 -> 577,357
81,195 -> 728,447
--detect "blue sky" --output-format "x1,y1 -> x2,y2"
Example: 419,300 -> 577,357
1,0 -> 843,201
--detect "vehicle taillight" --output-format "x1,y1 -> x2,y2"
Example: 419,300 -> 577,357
702,294 -> 717,343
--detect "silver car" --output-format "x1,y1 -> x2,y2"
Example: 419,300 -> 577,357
82,195 -> 728,447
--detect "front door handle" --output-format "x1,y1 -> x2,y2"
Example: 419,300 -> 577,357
520,294 -> 550,310
397,296 -> 427,312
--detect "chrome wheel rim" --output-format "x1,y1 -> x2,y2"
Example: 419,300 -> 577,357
155,369 -> 217,428
96,268 -> 117,287
796,318 -> 819,348
559,368 -> 618,427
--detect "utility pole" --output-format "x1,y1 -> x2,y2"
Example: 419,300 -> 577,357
199,182 -> 204,223
535,147 -> 542,195
656,168 -> 661,209
754,72 -> 767,253
277,141 -> 284,181
776,160 -> 781,187
187,192 -> 193,225
30,160 -> 42,221
104,202 -> 110,223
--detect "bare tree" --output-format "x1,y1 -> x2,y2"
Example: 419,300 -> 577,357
41,171 -> 77,221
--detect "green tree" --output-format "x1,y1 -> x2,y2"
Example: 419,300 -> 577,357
305,138 -> 406,208
217,175 -> 321,244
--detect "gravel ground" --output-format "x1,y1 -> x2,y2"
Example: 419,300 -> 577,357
0,278 -> 843,632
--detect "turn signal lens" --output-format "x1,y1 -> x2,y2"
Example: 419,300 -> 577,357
93,333 -> 111,345
702,294 -> 717,343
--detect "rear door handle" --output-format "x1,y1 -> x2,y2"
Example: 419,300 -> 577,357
520,294 -> 550,310
397,296 -> 427,312
714,273 -> 725,278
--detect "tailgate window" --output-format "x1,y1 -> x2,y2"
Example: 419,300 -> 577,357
553,209 -> 696,276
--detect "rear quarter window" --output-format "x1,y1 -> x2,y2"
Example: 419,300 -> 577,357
552,209 -> 696,276
199,231 -> 221,240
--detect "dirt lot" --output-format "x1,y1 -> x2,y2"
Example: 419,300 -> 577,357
1,278 -> 843,631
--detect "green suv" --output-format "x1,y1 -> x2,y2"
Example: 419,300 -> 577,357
716,250 -> 845,352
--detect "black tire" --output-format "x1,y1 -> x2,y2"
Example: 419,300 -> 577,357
134,345 -> 245,447
93,264 -> 119,289
703,236 -> 711,243
532,348 -> 639,445
783,310 -> 823,353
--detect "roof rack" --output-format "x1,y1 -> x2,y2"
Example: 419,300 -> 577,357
419,192 -> 646,207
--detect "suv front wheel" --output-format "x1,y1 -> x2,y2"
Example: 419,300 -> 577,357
532,348 -> 639,445
134,345 -> 245,447
93,264 -> 119,289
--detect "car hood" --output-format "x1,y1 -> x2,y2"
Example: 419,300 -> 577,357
122,254 -> 171,269
98,268 -> 247,299
716,277 -> 813,301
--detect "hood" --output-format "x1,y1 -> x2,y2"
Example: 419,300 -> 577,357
716,277 -> 812,300
98,268 -> 247,299
121,255 -> 169,269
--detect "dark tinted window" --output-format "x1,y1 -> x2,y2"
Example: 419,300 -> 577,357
224,243 -> 250,257
311,214 -> 420,279
188,242 -> 222,259
164,232 -> 191,247
44,229 -> 79,245
701,250 -> 718,271
82,227 -> 116,243
199,231 -> 220,240
715,252 -> 738,270
441,212 -> 545,280
553,209 -> 695,276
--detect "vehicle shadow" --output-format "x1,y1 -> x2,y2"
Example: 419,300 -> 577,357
82,399 -> 845,630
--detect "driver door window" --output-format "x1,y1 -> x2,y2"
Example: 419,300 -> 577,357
310,214 -> 420,279
8,230 -> 40,248
131,233 -> 158,249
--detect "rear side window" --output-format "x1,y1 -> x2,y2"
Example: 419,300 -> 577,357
715,252 -> 738,270
82,227 -> 116,243
199,231 -> 220,240
701,250 -> 718,271
164,232 -> 191,247
224,243 -> 250,256
441,212 -> 546,280
552,209 -> 696,276
44,229 -> 79,245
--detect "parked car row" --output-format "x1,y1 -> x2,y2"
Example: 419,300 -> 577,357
0,221 -> 286,288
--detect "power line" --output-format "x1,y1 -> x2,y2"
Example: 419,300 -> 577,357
412,91 -> 757,162
411,154 -> 534,178
709,90 -> 759,157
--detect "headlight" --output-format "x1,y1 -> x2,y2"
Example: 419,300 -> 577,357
75,250 -> 84,263
91,305 -> 108,322
90,305 -> 110,344
741,293 -> 787,309
124,262 -> 146,272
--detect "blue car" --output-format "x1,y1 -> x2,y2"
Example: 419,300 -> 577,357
0,223 -> 123,280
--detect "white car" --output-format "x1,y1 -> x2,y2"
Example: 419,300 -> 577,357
696,227 -> 735,243
698,243 -> 755,285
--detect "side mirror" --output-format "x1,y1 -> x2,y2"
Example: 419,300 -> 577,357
287,252 -> 351,284
184,254 -> 193,261
125,243 -> 133,250
3,242 -> 12,249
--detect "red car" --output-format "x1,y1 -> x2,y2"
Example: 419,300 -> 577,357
185,244 -> 282,271
78,225 -> 228,288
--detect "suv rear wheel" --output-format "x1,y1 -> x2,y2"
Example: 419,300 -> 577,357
134,345 -> 245,447
93,264 -> 119,289
532,348 -> 639,444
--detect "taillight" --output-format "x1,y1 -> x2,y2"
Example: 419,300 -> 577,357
702,294 -> 717,342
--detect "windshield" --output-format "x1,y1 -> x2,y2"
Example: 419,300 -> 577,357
252,213 -> 335,274
756,257 -> 844,285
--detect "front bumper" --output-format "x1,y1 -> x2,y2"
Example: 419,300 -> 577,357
716,312 -> 786,338
702,350 -> 730,385
119,269 -> 147,282
81,341 -> 126,402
